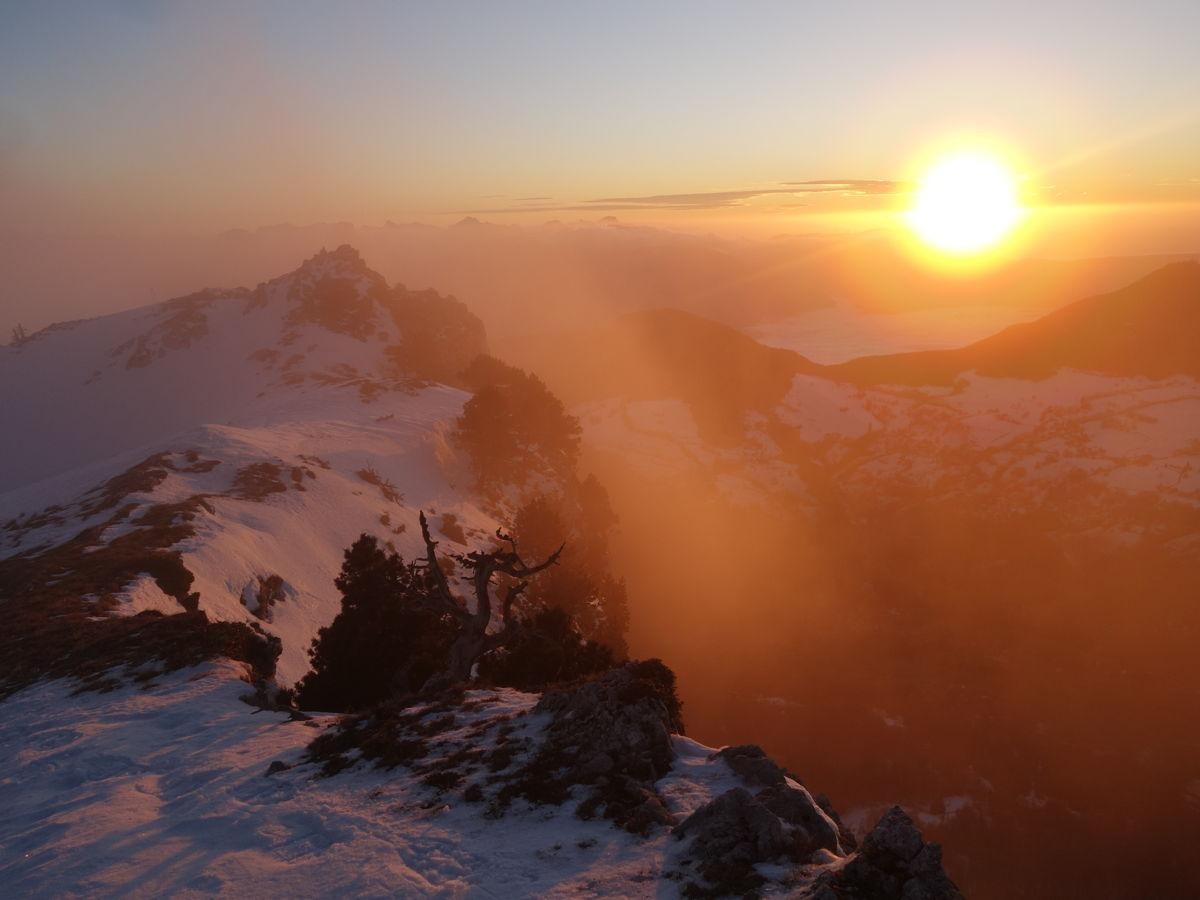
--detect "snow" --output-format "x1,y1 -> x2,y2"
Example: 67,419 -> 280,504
112,574 -> 184,617
0,250 -> 402,495
0,664 -> 814,898
0,388 -> 497,686
577,399 -> 812,510
0,247 -> 507,688
657,736 -> 746,821
776,375 -> 887,441
568,366 -> 1200,558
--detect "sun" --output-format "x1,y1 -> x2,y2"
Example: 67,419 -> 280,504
905,150 -> 1024,255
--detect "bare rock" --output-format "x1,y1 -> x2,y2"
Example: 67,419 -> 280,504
821,806 -> 964,900
815,791 -> 858,852
499,660 -> 683,834
713,743 -> 786,787
672,787 -> 791,895
861,805 -> 925,867
758,783 -> 843,856
534,659 -> 681,784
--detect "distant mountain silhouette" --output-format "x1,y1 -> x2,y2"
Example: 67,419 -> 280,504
830,261 -> 1200,384
508,308 -> 820,439
8,220 -> 1191,346
508,263 -> 1200,425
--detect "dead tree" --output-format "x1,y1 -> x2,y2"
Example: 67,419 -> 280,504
418,510 -> 563,685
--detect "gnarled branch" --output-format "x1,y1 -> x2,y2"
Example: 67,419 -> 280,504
420,511 -> 565,683
418,510 -> 465,618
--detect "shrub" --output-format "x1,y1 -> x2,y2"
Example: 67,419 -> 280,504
455,356 -> 581,487
509,485 -> 630,657
294,535 -> 456,712
298,519 -> 626,708
478,607 -> 615,690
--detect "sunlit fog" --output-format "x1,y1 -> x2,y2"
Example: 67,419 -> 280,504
2,4 -> 1198,899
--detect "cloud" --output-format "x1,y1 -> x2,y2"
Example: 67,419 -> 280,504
459,180 -> 906,214
783,179 -> 907,195
582,188 -> 795,209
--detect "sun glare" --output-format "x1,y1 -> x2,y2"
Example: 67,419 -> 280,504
906,150 -> 1024,256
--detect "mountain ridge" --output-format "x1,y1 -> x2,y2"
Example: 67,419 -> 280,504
0,244 -> 485,494
829,260 -> 1200,385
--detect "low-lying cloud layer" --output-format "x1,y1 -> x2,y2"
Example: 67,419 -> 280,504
463,180 -> 907,214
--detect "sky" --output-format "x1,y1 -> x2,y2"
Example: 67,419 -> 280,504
2,0 -> 1200,237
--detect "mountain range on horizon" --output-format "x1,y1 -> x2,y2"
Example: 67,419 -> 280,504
5,220 -> 1196,347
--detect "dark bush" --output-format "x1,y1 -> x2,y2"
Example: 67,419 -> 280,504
478,607 -> 615,690
294,535 -> 457,712
510,486 -> 630,657
455,355 -> 581,486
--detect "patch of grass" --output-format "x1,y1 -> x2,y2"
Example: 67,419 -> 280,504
231,462 -> 289,500
0,452 -> 287,698
356,466 -> 403,504
438,513 -> 466,544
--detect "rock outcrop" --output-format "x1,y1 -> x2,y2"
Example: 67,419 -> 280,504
670,746 -> 961,898
672,786 -> 794,895
304,662 -> 963,897
506,659 -> 683,833
819,806 -> 964,899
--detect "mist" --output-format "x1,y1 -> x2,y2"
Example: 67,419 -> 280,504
6,214 -> 1197,341
496,279 -> 1200,897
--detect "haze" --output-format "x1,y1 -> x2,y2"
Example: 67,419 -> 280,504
2,4 -> 1199,900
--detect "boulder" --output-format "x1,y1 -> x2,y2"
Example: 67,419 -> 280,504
861,805 -> 925,868
822,806 -> 964,900
672,787 -> 791,895
534,660 -> 681,783
713,743 -> 786,787
499,661 -> 683,833
758,783 -> 843,855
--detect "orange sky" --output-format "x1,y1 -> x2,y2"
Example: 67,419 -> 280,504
1,2 -> 1198,255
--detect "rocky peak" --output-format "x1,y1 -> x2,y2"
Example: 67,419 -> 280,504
294,243 -> 376,279
274,245 -> 390,341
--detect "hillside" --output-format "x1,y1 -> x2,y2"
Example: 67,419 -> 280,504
830,261 -> 1200,385
0,660 -> 962,898
0,244 -> 484,493
0,247 -> 963,898
1,246 -> 493,688
501,266 -> 1200,898
505,308 -> 821,441
509,261 -> 1200,408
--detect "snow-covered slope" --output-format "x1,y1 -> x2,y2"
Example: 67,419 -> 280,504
3,663 -> 612,897
1,394 -> 491,686
0,243 -> 484,493
578,368 -> 1200,513
0,660 -> 956,899
1,246 -> 491,686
